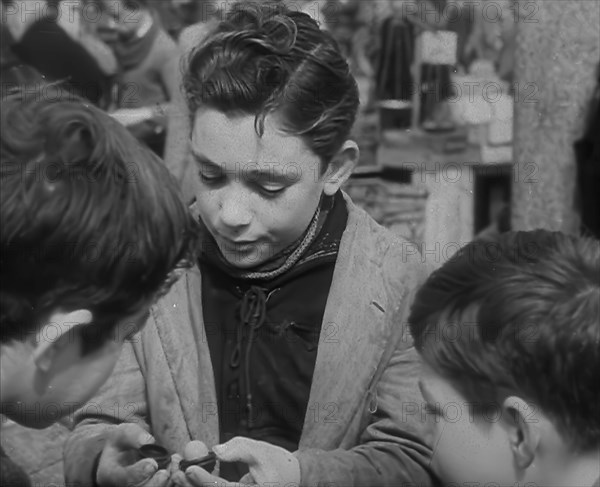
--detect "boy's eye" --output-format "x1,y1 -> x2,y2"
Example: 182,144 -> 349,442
199,171 -> 224,183
259,184 -> 286,196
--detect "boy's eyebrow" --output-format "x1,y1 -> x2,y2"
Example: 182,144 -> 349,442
191,151 -> 220,169
191,151 -> 292,183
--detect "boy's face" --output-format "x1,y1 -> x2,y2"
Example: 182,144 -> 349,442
1,308 -> 149,428
419,364 -> 519,485
190,108 -> 333,268
98,0 -> 141,37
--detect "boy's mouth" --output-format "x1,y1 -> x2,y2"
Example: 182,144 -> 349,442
217,234 -> 259,251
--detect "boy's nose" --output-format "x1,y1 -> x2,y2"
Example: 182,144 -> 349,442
219,191 -> 252,230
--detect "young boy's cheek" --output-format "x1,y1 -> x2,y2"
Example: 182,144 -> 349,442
432,421 -> 515,486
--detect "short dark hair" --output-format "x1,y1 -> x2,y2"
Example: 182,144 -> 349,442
1,96 -> 199,346
183,1 -> 359,170
408,230 -> 600,452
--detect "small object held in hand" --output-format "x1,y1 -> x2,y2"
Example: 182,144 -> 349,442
138,444 -> 171,470
179,451 -> 217,472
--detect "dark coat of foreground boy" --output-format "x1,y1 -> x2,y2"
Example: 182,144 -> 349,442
64,3 -> 437,486
0,96 -> 198,486
409,230 -> 600,486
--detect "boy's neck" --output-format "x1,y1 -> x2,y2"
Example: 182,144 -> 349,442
554,449 -> 600,487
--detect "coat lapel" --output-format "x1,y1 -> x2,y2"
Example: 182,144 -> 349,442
299,197 -> 390,449
152,268 -> 220,449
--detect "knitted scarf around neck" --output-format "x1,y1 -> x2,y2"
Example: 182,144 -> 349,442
110,10 -> 159,71
198,194 -> 337,282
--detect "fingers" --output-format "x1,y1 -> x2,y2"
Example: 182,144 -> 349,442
167,441 -> 210,486
212,437 -> 259,464
112,423 -> 155,449
183,466 -> 240,487
96,458 -> 159,486
184,440 -> 209,460
96,424 -> 159,487
169,469 -> 195,487
212,438 -> 300,487
238,473 -> 254,484
143,470 -> 170,487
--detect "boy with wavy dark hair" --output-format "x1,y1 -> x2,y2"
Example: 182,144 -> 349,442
0,96 -> 198,486
408,230 -> 600,486
65,3 -> 436,487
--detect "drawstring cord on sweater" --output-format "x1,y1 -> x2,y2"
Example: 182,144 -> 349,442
229,285 -> 268,428
220,197 -> 336,428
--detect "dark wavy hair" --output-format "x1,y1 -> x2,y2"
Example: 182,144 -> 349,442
183,1 -> 359,170
0,96 -> 199,347
408,230 -> 600,452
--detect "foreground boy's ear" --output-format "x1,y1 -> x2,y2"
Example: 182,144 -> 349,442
503,396 -> 541,471
32,309 -> 93,372
323,140 -> 359,196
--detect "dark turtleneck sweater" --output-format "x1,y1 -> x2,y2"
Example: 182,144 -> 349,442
200,191 -> 348,481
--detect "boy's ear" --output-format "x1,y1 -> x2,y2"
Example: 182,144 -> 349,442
323,140 -> 359,197
502,396 -> 541,471
32,309 -> 93,372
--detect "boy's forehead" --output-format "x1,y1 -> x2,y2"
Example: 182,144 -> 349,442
191,109 -> 318,167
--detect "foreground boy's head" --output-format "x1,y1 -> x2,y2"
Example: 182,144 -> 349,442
409,230 -> 600,486
0,96 -> 198,428
183,2 -> 360,268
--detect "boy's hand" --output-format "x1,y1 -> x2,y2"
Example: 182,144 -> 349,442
172,437 -> 300,487
214,437 -> 300,486
170,440 -> 217,486
96,424 -> 169,487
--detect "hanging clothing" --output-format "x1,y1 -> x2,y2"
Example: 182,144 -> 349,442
575,64 -> 600,238
374,12 -> 454,126
375,16 -> 415,102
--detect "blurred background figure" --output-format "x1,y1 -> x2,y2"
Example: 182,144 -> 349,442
58,0 -> 118,79
0,19 -> 43,92
95,0 -> 181,157
464,0 -> 516,84
1,0 -> 114,107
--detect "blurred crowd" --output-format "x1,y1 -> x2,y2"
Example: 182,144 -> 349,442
1,0 -> 517,168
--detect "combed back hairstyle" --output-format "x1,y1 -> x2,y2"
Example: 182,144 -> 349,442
1,97 -> 199,346
408,230 -> 600,452
183,1 -> 359,170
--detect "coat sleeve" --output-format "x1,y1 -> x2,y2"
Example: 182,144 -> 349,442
63,338 -> 151,486
294,247 -> 437,487
294,346 -> 436,486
